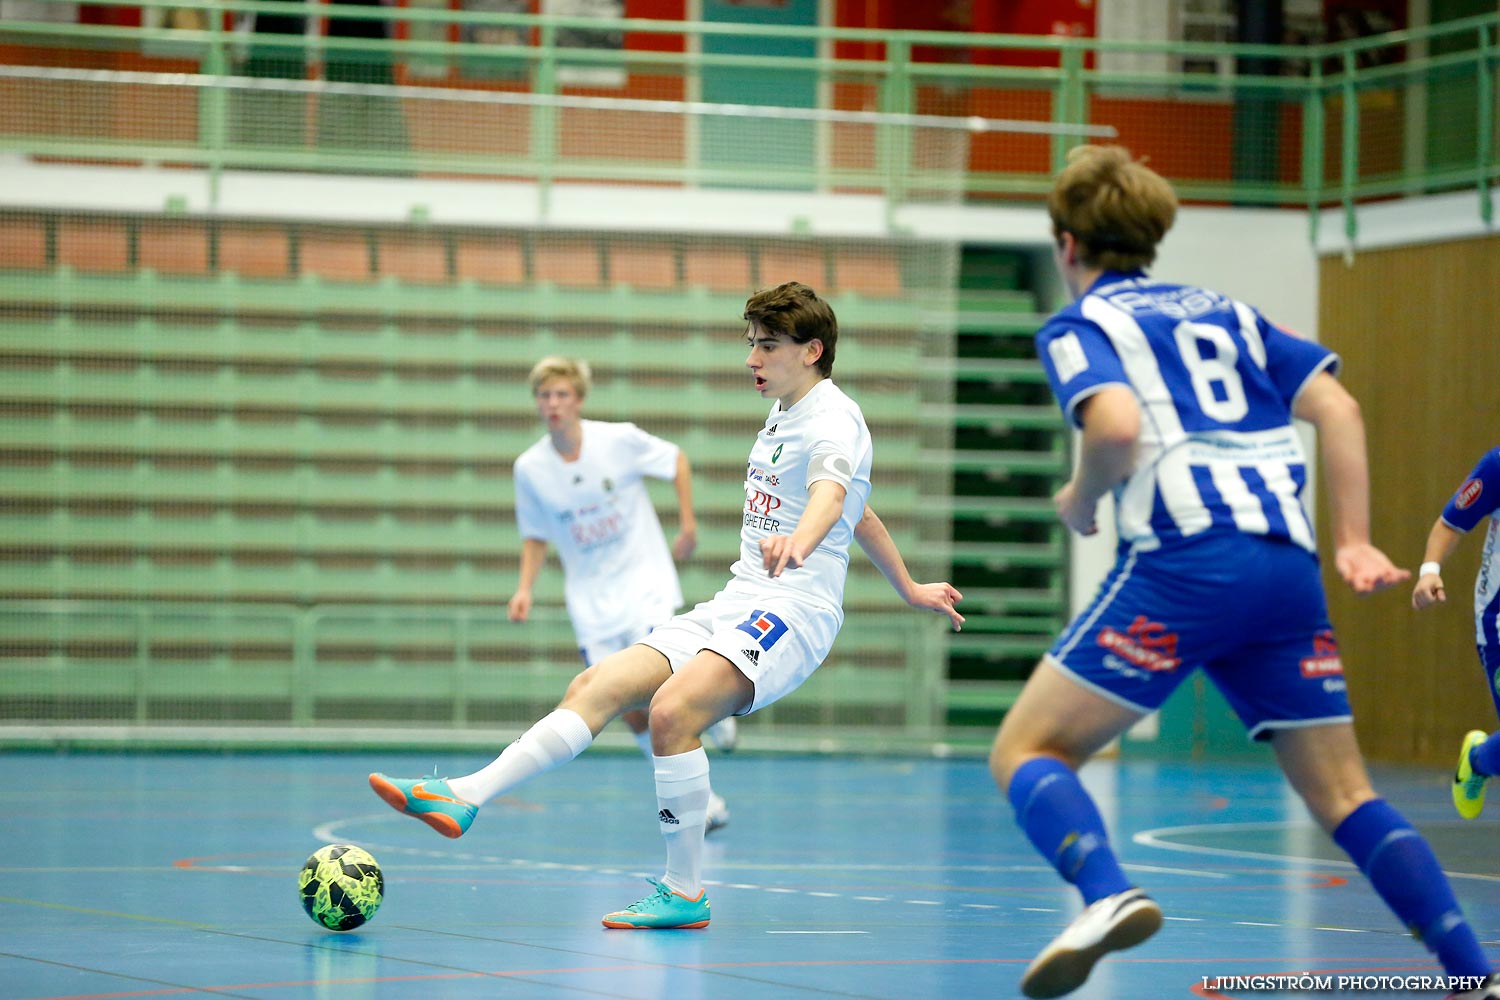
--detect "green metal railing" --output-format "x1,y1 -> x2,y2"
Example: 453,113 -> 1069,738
0,599 -> 958,748
1,1 -> 1496,242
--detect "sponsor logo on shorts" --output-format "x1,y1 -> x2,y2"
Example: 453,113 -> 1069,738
741,648 -> 761,665
1096,615 -> 1181,673
1456,478 -> 1483,510
1300,631 -> 1343,678
735,609 -> 789,651
1100,654 -> 1150,681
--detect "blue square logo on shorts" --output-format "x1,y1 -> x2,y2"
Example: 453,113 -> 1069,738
735,610 -> 789,651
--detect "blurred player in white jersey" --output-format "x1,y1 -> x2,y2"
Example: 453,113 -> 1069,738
369,283 -> 964,928
988,145 -> 1496,999
506,356 -> 733,833
1412,445 -> 1500,820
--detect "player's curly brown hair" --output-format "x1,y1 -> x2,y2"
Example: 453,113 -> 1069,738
743,281 -> 839,378
1048,145 -> 1178,272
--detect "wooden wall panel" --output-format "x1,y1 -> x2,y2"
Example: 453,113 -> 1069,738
1317,235 -> 1500,766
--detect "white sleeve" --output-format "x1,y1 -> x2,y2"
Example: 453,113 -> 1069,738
513,464 -> 552,542
620,422 -> 681,481
805,413 -> 861,490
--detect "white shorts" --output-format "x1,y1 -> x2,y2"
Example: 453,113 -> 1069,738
576,605 -> 676,666
640,580 -> 842,715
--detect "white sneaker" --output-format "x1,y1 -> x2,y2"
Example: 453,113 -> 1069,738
1447,973 -> 1500,999
1020,888 -> 1163,999
705,791 -> 730,835
703,716 -> 739,752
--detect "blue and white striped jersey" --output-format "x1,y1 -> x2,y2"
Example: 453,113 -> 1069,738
1036,270 -> 1338,554
1438,447 -> 1500,647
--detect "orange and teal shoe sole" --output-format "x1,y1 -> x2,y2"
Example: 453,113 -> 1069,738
368,773 -> 476,839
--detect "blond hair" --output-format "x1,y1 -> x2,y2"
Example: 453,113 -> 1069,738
1048,145 -> 1177,272
527,356 -> 592,398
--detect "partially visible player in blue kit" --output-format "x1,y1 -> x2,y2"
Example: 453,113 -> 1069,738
988,144 -> 1498,999
1412,446 -> 1500,820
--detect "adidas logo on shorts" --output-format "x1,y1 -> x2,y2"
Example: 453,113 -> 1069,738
741,649 -> 760,665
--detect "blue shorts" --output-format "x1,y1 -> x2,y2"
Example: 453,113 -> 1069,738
1477,644 -> 1500,719
1049,533 -> 1351,741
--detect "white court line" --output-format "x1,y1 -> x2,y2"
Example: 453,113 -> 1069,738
319,814 -> 1294,927
1133,820 -> 1500,883
1121,862 -> 1228,879
767,930 -> 869,935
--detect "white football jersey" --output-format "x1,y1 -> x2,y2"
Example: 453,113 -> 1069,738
514,419 -> 684,644
732,379 -> 873,609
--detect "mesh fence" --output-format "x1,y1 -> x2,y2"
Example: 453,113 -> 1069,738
0,61 -> 1096,193
0,73 -> 1035,749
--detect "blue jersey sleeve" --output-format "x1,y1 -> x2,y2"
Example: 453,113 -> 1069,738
1035,316 -> 1130,428
1260,314 -> 1344,404
1441,447 -> 1500,532
1259,317 -> 1339,408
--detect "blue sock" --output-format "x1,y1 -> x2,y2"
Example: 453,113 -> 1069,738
1332,799 -> 1490,977
1471,732 -> 1500,777
1008,756 -> 1132,904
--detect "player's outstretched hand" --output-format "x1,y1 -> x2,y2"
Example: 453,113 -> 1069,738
759,535 -> 810,578
907,581 -> 965,631
1412,571 -> 1447,610
1335,543 -> 1411,595
672,527 -> 698,562
507,590 -> 532,622
1053,481 -> 1099,536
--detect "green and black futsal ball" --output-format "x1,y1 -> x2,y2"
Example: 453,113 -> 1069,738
298,844 -> 384,931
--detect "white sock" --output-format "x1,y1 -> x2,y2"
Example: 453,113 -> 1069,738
654,747 -> 711,896
446,709 -> 594,806
637,728 -> 721,811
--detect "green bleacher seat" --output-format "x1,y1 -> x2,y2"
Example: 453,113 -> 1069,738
0,208 -> 1014,742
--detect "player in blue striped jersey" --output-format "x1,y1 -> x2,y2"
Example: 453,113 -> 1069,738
989,145 -> 1496,999
1413,446 -> 1500,820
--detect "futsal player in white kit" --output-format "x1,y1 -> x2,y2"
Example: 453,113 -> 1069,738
370,282 -> 964,928
507,355 -> 732,833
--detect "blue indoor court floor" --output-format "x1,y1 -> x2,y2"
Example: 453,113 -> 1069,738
2,749 -> 1497,1000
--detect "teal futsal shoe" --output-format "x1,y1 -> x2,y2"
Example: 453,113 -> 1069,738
1453,730 -> 1490,820
601,878 -> 710,929
368,773 -> 478,839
